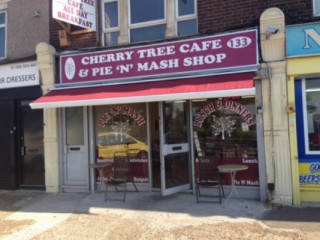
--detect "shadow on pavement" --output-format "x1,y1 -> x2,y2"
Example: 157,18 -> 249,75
0,189 -> 270,220
3,190 -> 319,225
262,206 -> 320,223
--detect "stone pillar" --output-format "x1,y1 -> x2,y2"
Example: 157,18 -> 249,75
118,0 -> 129,44
36,42 -> 60,193
165,0 -> 176,37
260,8 -> 292,205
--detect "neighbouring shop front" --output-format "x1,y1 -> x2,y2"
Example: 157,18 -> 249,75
31,30 -> 266,199
287,22 -> 320,203
0,60 -> 44,190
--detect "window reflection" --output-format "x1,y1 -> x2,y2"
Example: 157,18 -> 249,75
0,12 -> 5,58
314,0 -> 320,16
94,104 -> 149,182
0,12 -> 5,23
178,0 -> 195,16
104,1 -> 118,28
192,97 -> 259,187
66,107 -> 84,146
104,32 -> 119,46
178,19 -> 197,36
130,0 -> 164,24
101,0 -> 198,45
163,101 -> 188,144
306,79 -> 320,151
130,24 -> 166,42
0,28 -> 4,57
192,97 -> 257,158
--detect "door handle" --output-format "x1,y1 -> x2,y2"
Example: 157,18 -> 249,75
21,146 -> 26,156
172,146 -> 182,151
69,147 -> 81,151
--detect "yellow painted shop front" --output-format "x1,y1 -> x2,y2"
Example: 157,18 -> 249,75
287,22 -> 320,203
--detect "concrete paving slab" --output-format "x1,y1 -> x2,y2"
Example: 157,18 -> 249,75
78,191 -> 270,225
3,190 -> 319,240
2,192 -> 87,240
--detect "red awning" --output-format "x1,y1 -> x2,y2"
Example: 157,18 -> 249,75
30,73 -> 255,109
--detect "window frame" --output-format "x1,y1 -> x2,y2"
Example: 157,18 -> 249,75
175,0 -> 198,36
313,0 -> 320,16
101,0 -> 120,46
102,0 -> 120,31
302,78 -> 320,154
0,10 -> 7,59
101,0 -> 198,46
175,0 -> 197,20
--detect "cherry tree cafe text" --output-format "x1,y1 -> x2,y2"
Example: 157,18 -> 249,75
60,30 -> 259,85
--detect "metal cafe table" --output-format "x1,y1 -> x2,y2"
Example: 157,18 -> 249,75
88,162 -> 113,191
217,164 -> 248,207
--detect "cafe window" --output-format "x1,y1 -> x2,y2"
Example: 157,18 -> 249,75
192,97 -> 259,187
94,103 -> 149,182
0,11 -> 6,59
313,0 -> 320,16
102,0 -> 198,46
304,78 -> 320,153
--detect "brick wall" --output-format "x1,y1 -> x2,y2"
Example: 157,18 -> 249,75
198,0 -> 317,34
50,0 -> 319,50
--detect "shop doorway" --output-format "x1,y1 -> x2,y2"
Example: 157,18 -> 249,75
62,107 -> 89,190
151,101 -> 191,195
18,100 -> 45,188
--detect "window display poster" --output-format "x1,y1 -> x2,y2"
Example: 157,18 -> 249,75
218,157 -> 259,186
193,97 -> 259,187
95,104 -> 149,183
194,157 -> 259,187
299,162 -> 320,186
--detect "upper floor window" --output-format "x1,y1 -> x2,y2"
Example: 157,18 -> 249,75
102,0 -> 197,46
129,0 -> 166,43
177,0 -> 197,36
103,0 -> 120,46
0,11 -> 6,59
313,0 -> 320,16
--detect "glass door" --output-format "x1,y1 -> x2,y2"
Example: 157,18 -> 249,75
160,101 -> 191,195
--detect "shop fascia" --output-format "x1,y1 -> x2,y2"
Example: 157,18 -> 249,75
0,61 -> 40,89
59,29 -> 259,87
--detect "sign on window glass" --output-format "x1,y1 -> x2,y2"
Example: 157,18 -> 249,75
95,104 -> 149,183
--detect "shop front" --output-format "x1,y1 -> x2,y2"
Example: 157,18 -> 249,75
0,60 -> 44,190
32,30 -> 266,199
287,22 -> 320,203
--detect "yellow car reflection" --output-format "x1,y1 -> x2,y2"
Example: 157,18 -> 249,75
97,132 -> 148,159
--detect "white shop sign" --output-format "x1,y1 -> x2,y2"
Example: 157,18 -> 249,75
52,0 -> 96,31
0,61 -> 40,89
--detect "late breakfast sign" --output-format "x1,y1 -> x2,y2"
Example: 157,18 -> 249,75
60,30 -> 258,85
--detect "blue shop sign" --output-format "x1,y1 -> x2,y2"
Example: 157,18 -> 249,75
287,22 -> 320,57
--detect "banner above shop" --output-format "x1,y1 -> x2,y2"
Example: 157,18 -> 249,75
60,30 -> 259,86
0,61 -> 40,89
287,22 -> 320,57
52,0 -> 96,31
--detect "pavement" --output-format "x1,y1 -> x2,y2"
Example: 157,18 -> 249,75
0,189 -> 320,239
